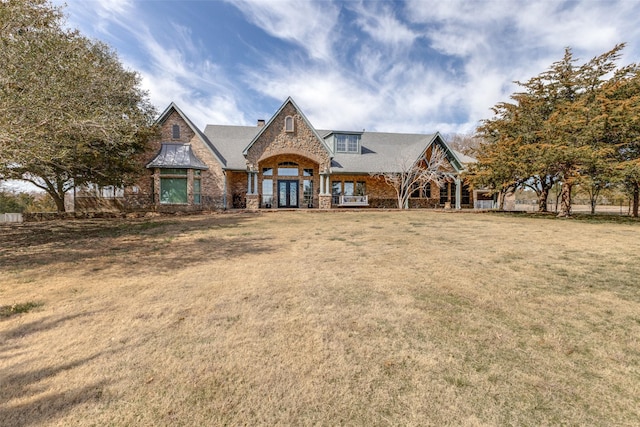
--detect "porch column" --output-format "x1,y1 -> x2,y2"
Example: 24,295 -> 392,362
319,173 -> 325,194
253,172 -> 258,195
455,177 -> 461,210
247,173 -> 252,194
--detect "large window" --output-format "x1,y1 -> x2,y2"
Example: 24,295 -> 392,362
440,183 -> 449,205
355,181 -> 366,196
343,181 -> 354,196
332,181 -> 341,204
461,184 -> 470,205
303,179 -> 313,207
411,182 -> 431,198
160,169 -> 188,204
335,134 -> 360,153
262,179 -> 273,207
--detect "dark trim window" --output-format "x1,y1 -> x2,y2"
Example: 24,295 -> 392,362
440,183 -> 449,205
411,182 -> 431,198
172,124 -> 180,139
461,184 -> 470,205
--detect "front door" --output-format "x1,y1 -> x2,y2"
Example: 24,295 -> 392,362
278,180 -> 298,208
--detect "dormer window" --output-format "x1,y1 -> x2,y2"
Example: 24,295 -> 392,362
284,116 -> 294,132
172,124 -> 180,139
335,134 -> 360,153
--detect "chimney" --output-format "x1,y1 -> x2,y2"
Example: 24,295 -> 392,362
257,119 -> 265,127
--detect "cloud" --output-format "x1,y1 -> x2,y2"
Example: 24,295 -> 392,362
54,0 -> 640,137
347,1 -> 418,48
228,0 -> 341,61
57,0 -> 247,128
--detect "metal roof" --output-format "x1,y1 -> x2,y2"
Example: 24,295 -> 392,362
146,143 -> 209,170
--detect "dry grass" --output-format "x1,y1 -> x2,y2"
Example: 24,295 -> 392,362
1,211 -> 639,426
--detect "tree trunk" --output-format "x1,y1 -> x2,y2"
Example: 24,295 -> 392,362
538,186 -> 549,212
557,182 -> 573,217
498,189 -> 506,211
46,189 -> 67,213
633,184 -> 639,218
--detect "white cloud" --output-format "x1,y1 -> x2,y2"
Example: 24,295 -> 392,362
347,1 -> 418,48
228,0 -> 341,61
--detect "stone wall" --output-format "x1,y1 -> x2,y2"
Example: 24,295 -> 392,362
245,102 -> 331,172
226,171 -> 247,209
124,109 -> 226,211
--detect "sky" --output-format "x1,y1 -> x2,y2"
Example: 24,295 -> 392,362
51,0 -> 640,135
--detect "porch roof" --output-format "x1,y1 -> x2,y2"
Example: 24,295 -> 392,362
146,143 -> 209,170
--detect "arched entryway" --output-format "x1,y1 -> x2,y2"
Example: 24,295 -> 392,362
256,155 -> 320,209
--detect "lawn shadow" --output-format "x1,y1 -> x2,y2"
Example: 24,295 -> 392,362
1,312 -> 97,340
0,214 -> 274,274
0,353 -> 109,427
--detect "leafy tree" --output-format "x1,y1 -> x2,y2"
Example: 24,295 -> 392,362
474,44 -> 640,216
0,0 -> 157,212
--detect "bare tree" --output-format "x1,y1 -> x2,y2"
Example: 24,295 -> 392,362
372,146 -> 449,209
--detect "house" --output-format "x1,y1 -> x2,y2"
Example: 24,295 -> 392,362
113,97 -> 480,211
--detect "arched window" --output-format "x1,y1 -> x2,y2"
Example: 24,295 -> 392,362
284,116 -> 294,132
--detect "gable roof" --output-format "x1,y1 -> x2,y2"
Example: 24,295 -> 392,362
156,102 -> 227,167
242,97 -> 333,157
203,125 -> 260,170
146,143 -> 209,170
328,131 -> 464,174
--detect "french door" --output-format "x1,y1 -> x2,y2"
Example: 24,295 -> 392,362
278,180 -> 298,208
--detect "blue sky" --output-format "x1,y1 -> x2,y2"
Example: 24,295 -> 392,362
55,0 -> 640,135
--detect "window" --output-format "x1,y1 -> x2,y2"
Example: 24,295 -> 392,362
410,182 -> 421,198
303,168 -> 313,177
411,182 -> 431,198
440,183 -> 449,205
285,116 -> 294,132
331,181 -> 341,204
262,179 -> 273,207
343,181 -> 354,196
278,162 -> 298,176
355,181 -> 366,196
303,179 -> 313,206
161,178 -> 187,204
262,167 -> 273,176
160,168 -> 188,204
335,134 -> 360,153
461,184 -> 470,205
160,168 -> 187,175
194,178 -> 201,204
172,124 -> 180,139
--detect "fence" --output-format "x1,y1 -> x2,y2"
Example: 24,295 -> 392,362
0,213 -> 23,223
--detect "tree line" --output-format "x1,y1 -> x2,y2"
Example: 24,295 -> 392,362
466,44 -> 640,217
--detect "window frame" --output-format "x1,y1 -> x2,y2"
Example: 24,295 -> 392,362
284,116 -> 294,132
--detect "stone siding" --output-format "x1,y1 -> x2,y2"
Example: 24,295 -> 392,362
245,102 -> 331,172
